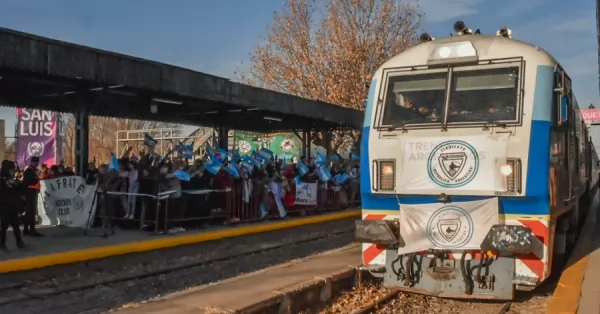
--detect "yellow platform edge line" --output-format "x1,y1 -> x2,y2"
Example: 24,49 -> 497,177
0,210 -> 361,274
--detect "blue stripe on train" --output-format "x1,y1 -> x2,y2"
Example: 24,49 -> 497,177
359,66 -> 554,216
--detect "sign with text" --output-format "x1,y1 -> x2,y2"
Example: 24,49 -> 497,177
581,109 -> 600,122
295,181 -> 318,205
38,176 -> 98,228
16,108 -> 58,166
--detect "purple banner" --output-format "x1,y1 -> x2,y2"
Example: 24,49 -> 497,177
17,108 -> 57,167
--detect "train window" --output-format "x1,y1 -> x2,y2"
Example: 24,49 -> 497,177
446,66 -> 519,123
380,71 -> 447,126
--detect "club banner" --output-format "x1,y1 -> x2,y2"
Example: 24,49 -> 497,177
38,176 -> 98,228
17,109 -> 58,166
295,181 -> 317,205
397,198 -> 499,255
397,134 -> 510,191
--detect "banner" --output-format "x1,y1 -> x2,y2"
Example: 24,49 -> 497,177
581,109 -> 600,122
295,181 -> 317,205
397,134 -> 509,191
398,198 -> 499,254
17,109 -> 58,166
38,176 -> 98,228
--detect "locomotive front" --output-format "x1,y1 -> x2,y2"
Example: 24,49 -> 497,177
356,22 -> 554,299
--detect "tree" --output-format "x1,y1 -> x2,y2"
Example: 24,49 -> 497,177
3,139 -> 16,161
239,0 -> 423,154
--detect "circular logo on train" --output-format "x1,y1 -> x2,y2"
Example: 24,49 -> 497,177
427,140 -> 479,188
426,205 -> 474,248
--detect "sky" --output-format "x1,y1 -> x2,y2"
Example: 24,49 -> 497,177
0,0 -> 597,137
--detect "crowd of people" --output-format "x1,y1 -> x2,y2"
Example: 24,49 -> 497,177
87,147 -> 360,234
0,147 -> 360,252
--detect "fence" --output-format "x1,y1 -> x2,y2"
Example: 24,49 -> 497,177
96,179 -> 360,235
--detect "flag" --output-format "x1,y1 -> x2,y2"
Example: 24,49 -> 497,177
216,148 -> 229,162
205,158 -> 222,175
224,162 -> 240,178
171,170 -> 191,181
241,157 -> 254,172
334,173 -> 350,185
316,151 -> 327,164
298,160 -> 309,176
108,152 -> 119,172
233,152 -> 241,161
206,143 -> 216,159
332,154 -> 340,161
316,165 -> 332,182
144,133 -> 158,147
269,182 -> 287,218
280,158 -> 287,170
177,141 -> 185,153
184,143 -> 194,159
256,148 -> 274,162
250,151 -> 262,168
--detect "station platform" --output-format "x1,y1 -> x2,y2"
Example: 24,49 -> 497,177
547,194 -> 600,314
115,245 -> 361,313
0,210 -> 360,274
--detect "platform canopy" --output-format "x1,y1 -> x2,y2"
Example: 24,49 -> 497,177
0,27 -> 363,132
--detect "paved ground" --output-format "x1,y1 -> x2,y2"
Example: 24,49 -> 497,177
0,210 -> 359,271
578,203 -> 600,314
114,245 -> 361,313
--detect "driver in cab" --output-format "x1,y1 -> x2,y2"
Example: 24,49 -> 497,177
395,93 -> 431,118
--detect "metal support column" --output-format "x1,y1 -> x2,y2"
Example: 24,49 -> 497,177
75,108 -> 90,177
324,129 -> 332,160
217,126 -> 229,150
306,131 -> 312,159
300,130 -> 307,158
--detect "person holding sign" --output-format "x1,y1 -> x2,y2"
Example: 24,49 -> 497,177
0,160 -> 26,252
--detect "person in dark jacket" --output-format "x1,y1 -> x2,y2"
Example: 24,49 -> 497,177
0,160 -> 25,252
22,156 -> 43,237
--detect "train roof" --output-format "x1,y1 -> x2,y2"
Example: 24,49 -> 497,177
379,34 -> 560,70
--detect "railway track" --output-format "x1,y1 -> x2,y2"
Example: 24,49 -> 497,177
0,220 -> 356,314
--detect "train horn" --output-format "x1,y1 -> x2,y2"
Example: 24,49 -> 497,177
453,20 -> 472,35
419,33 -> 434,42
497,27 -> 512,38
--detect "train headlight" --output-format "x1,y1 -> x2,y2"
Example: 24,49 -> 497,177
430,41 -> 477,60
500,164 -> 513,176
378,160 -> 396,191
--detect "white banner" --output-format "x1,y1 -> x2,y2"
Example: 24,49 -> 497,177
397,134 -> 509,191
295,181 -> 318,205
38,176 -> 98,228
398,198 -> 499,254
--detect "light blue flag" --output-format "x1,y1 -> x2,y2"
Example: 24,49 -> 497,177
249,152 -> 262,168
233,152 -> 241,161
224,162 -> 240,178
332,154 -> 340,161
184,143 -> 194,159
205,158 -> 222,175
316,165 -> 332,182
298,160 -> 309,176
177,141 -> 185,153
316,151 -> 327,164
205,143 -> 216,159
171,170 -> 191,181
256,148 -> 274,162
241,158 -> 254,172
280,158 -> 287,170
216,148 -> 229,162
334,173 -> 350,185
108,152 -> 119,172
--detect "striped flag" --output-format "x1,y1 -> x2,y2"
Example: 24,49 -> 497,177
144,133 -> 158,147
204,158 -> 222,175
224,162 -> 240,178
298,160 -> 309,176
256,148 -> 274,162
316,165 -> 332,182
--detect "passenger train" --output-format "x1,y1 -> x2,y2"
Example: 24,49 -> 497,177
355,21 -> 600,299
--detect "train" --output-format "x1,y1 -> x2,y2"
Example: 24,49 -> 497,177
355,21 -> 600,299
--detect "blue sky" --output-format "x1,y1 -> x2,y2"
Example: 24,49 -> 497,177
0,0 -> 597,136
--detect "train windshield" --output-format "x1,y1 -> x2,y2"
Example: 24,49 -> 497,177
381,72 -> 447,126
447,66 -> 519,123
379,65 -> 520,127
